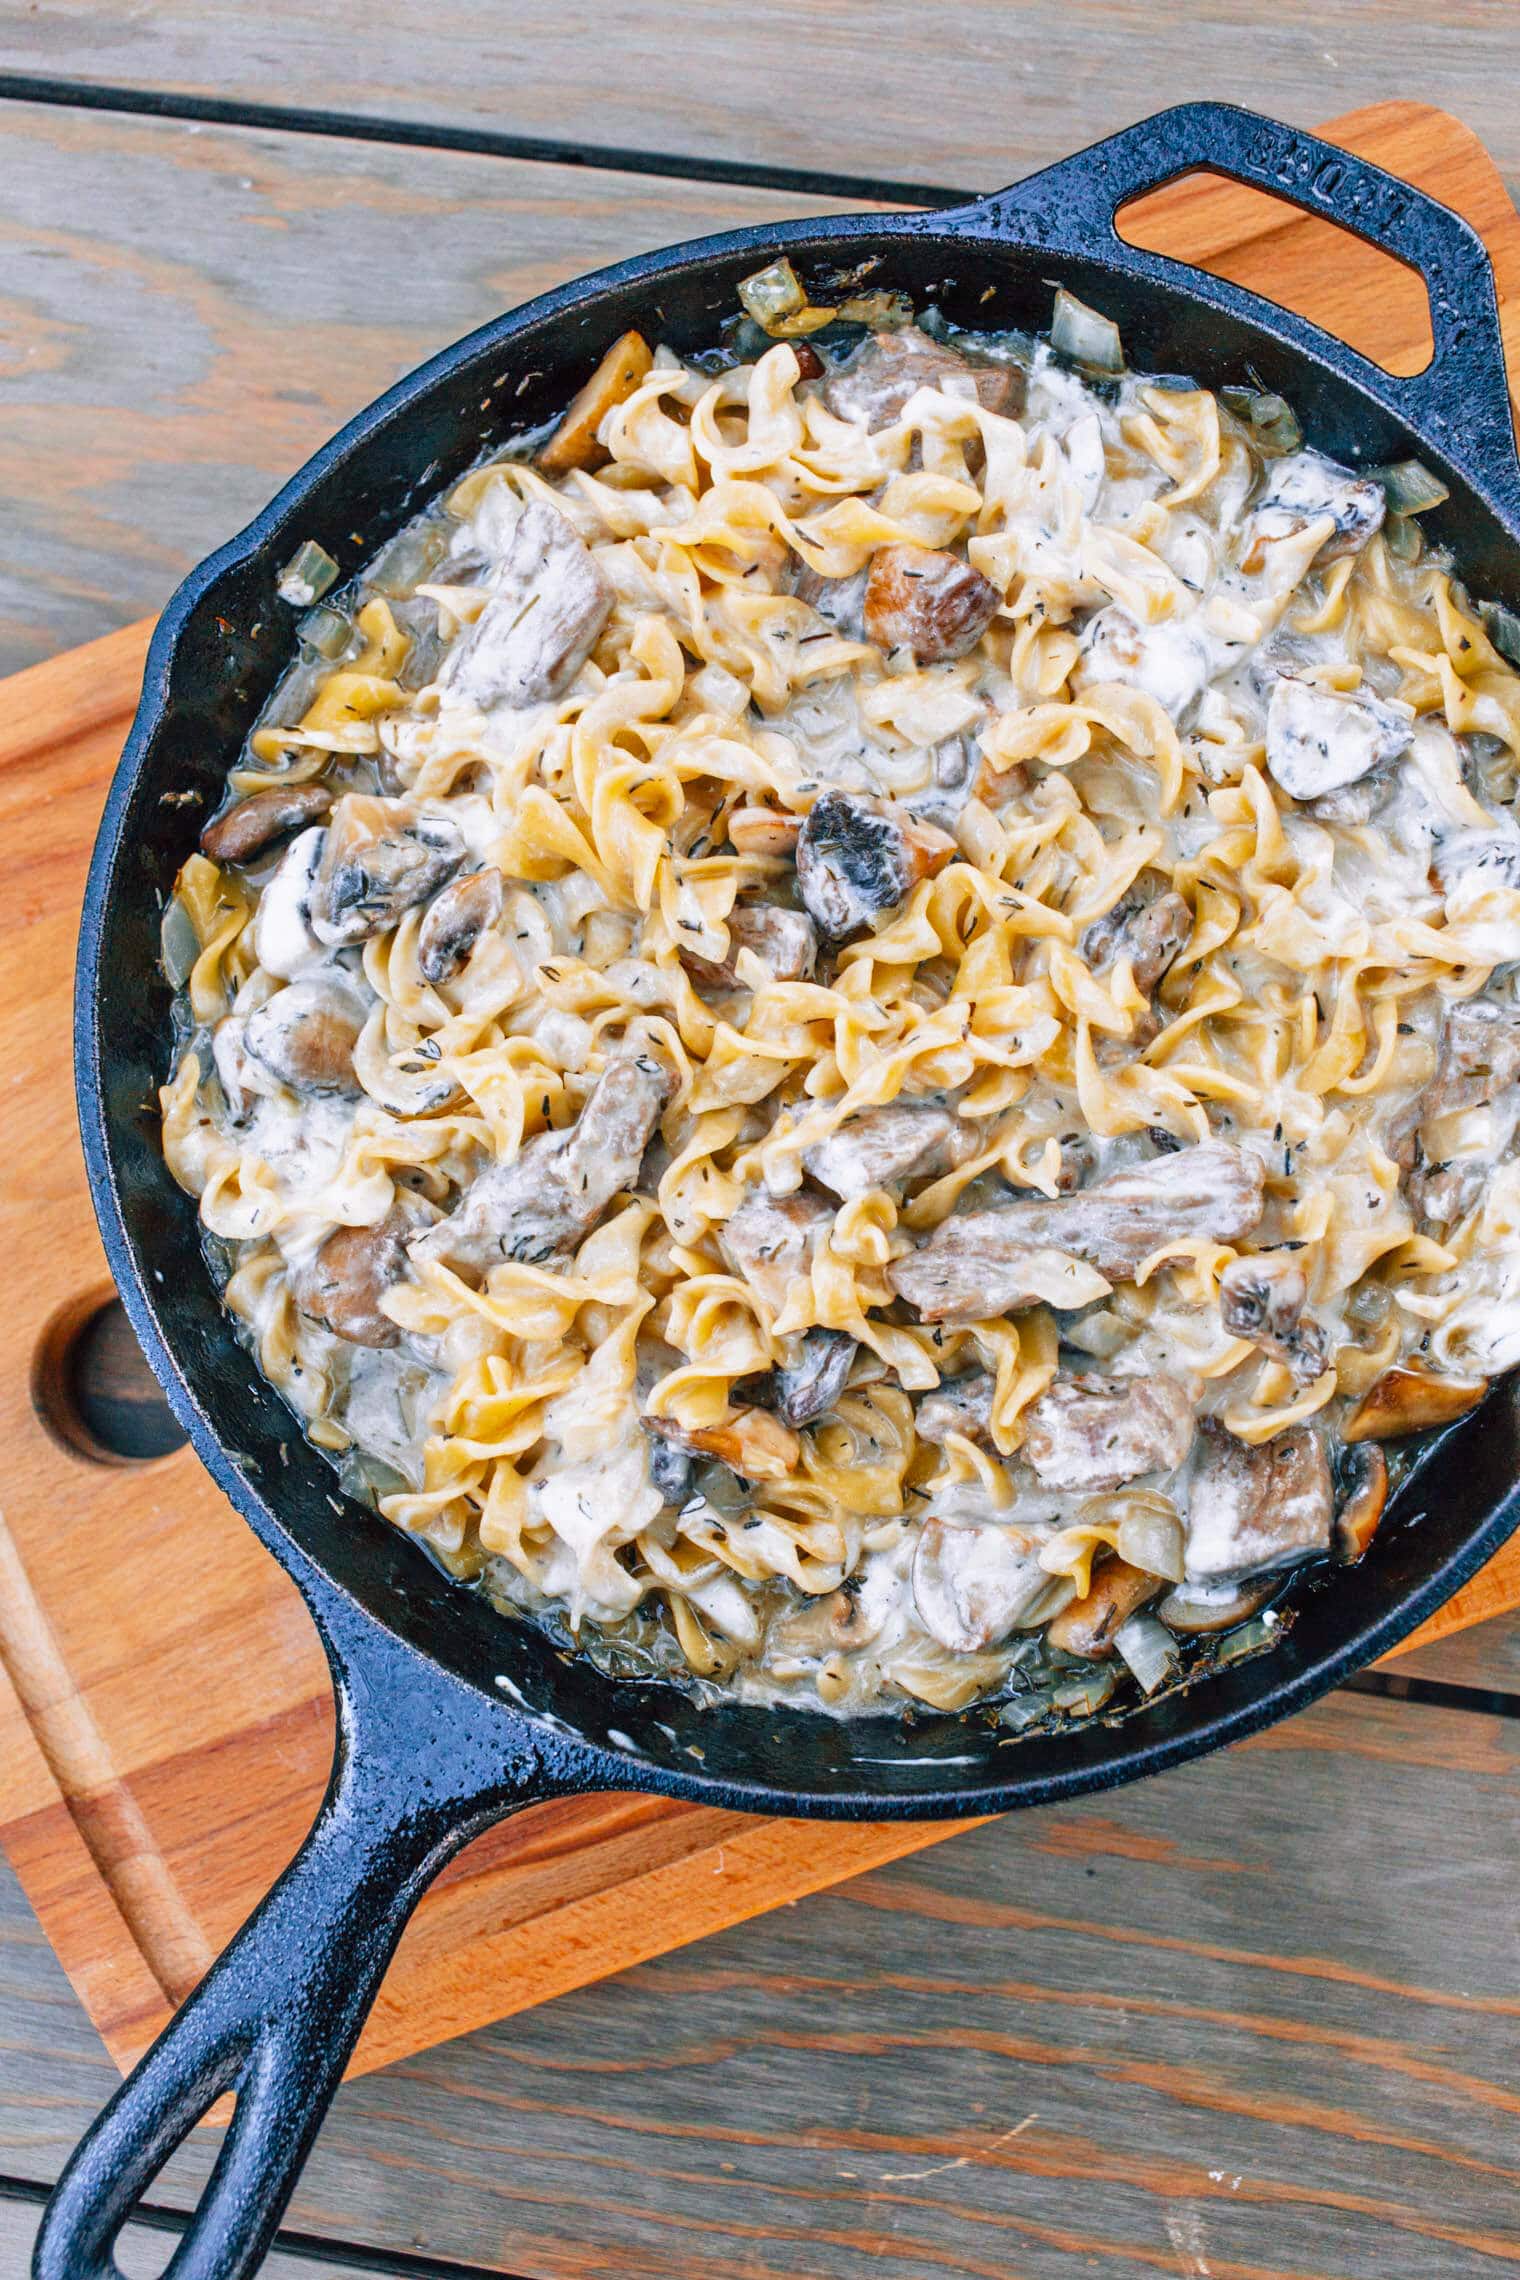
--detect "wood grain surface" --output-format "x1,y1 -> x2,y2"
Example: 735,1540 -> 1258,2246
4,1688 -> 1518,2280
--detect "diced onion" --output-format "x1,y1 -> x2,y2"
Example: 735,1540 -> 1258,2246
1113,1611 -> 1178,1696
1115,1501 -> 1185,1583
1373,458 -> 1449,515
1049,287 -> 1124,373
999,1688 -> 1055,1732
296,603 -> 351,660
1050,1664 -> 1119,1717
837,290 -> 913,329
1220,386 -> 1304,455
276,539 -> 339,607
1385,514 -> 1423,564
737,257 -> 837,338
1215,1611 -> 1281,1665
160,896 -> 201,988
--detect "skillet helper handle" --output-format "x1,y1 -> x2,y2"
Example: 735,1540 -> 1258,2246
970,100 -> 1520,513
34,1619 -> 553,2280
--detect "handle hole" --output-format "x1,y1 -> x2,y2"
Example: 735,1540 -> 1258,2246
1116,170 -> 1434,378
31,1292 -> 188,1466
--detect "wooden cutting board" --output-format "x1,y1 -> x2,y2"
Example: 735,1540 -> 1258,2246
4,100 -> 1520,2085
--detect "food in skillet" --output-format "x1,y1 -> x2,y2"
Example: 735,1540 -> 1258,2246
161,265 -> 1520,1724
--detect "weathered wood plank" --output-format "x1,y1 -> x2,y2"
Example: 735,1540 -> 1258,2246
0,102 -> 873,676
4,1 -> 1520,198
1395,1608 -> 1520,1694
6,1689 -> 1517,2280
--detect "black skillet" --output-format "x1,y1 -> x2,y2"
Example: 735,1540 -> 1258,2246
38,101 -> 1520,2280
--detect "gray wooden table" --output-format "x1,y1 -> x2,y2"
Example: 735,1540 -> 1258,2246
3,10 -> 1520,2274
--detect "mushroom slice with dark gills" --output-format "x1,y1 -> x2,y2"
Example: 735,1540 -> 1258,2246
1341,1361 -> 1488,1442
200,780 -> 333,864
310,796 -> 466,947
748,1328 -> 856,1427
411,1034 -> 675,1278
645,1428 -> 696,1508
912,1516 -> 1049,1652
1182,1421 -> 1332,1581
1424,997 -> 1520,1118
1080,886 -> 1193,997
1020,1373 -> 1195,1492
891,1143 -> 1265,1313
824,325 -> 1023,430
717,1189 -> 835,1314
291,1196 -> 435,1348
646,1406 -> 800,1481
252,825 -> 328,980
1246,449 -> 1385,568
915,1370 -> 996,1447
1218,1253 -> 1328,1386
795,791 -> 955,941
536,329 -> 653,476
241,973 -> 368,1096
683,903 -> 818,992
1264,676 -> 1413,802
442,497 -> 613,710
416,866 -> 506,984
793,562 -> 868,642
863,544 -> 1001,664
802,1102 -> 976,1200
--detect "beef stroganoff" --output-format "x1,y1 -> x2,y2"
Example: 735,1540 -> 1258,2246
160,271 -> 1520,1724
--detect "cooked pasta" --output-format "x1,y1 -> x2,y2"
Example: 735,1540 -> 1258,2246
161,274 -> 1520,1724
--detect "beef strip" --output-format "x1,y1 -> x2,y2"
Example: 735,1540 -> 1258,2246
1183,1420 -> 1332,1581
718,1190 -> 835,1313
824,325 -> 1022,430
443,498 -> 613,710
1020,1373 -> 1195,1491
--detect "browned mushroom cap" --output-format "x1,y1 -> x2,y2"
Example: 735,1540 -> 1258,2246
311,797 -> 466,946
1342,1363 -> 1488,1442
647,1406 -> 800,1481
242,975 -> 366,1095
536,330 -> 653,475
200,781 -> 333,863
910,1517 -> 1046,1652
291,1203 -> 426,1347
863,544 -> 1000,665
417,867 -> 506,984
1156,1578 -> 1273,1633
1334,1441 -> 1389,1563
683,903 -> 818,992
796,791 -> 955,941
1046,1557 -> 1161,1659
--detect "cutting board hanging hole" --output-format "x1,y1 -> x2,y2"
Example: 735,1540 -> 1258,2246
31,1291 -> 186,1465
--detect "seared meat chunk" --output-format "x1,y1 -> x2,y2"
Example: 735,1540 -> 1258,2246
292,1201 -> 429,1347
895,1143 -> 1265,1308
750,1328 -> 856,1426
911,1517 -> 1047,1651
795,791 -> 954,941
1265,677 -> 1412,801
915,1371 -> 996,1447
242,974 -> 366,1097
863,544 -> 1000,664
1248,449 -> 1385,567
443,498 -> 613,710
824,325 -> 1022,430
1219,1253 -> 1327,1385
1021,1373 -> 1195,1491
537,330 -> 652,475
684,903 -> 818,991
1183,1421 -> 1332,1581
1425,998 -> 1520,1117
889,1231 -> 1111,1322
412,1036 -> 674,1276
802,1103 -> 972,1200
417,868 -> 505,984
1080,887 -> 1192,996
201,781 -> 333,864
311,796 -> 465,947
718,1190 -> 834,1313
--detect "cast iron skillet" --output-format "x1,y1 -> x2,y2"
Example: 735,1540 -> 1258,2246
39,101 -> 1520,2280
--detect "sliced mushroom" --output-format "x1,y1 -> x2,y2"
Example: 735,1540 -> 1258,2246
916,1372 -> 997,1449
1424,998 -> 1520,1119
242,974 -> 367,1096
1183,1421 -> 1332,1581
727,805 -> 801,859
1334,1440 -> 1389,1563
536,329 -> 653,475
802,1103 -> 974,1200
1157,1577 -> 1273,1633
1078,608 -> 1213,724
893,1143 -> 1264,1305
417,867 -> 506,984
911,1517 -> 1046,1652
863,543 -> 1000,664
1218,1253 -> 1327,1387
1080,886 -> 1192,995
1341,1362 -> 1488,1443
646,1429 -> 696,1507
683,903 -> 818,991
411,1034 -> 674,1276
1264,676 -> 1412,802
794,562 -> 869,641
291,1200 -> 431,1347
1408,1158 -> 1485,1230
310,796 -> 466,947
749,1328 -> 856,1427
717,1189 -> 835,1313
443,497 -> 613,710
795,791 -> 955,941
1046,1557 -> 1161,1659
824,325 -> 1022,430
647,1406 -> 800,1482
889,1234 -> 1111,1323
1021,1373 -> 1195,1492
1431,828 -> 1520,898
252,824 -> 328,980
825,1580 -> 879,1648
200,781 -> 333,864
1247,449 -> 1385,567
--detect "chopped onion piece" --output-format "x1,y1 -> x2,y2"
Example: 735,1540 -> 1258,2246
837,289 -> 914,329
1115,1503 -> 1185,1583
296,603 -> 351,660
160,896 -> 201,988
1385,514 -> 1423,564
738,257 -> 837,338
277,539 -> 339,607
1113,1611 -> 1178,1695
1215,1611 -> 1280,1665
1220,387 -> 1303,455
1482,599 -> 1520,670
1049,288 -> 1124,373
1050,1664 -> 1118,1717
999,1689 -> 1054,1732
1373,458 -> 1449,515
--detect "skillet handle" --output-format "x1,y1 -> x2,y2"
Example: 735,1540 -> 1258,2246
963,101 -> 1520,515
32,1608 -> 558,2280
